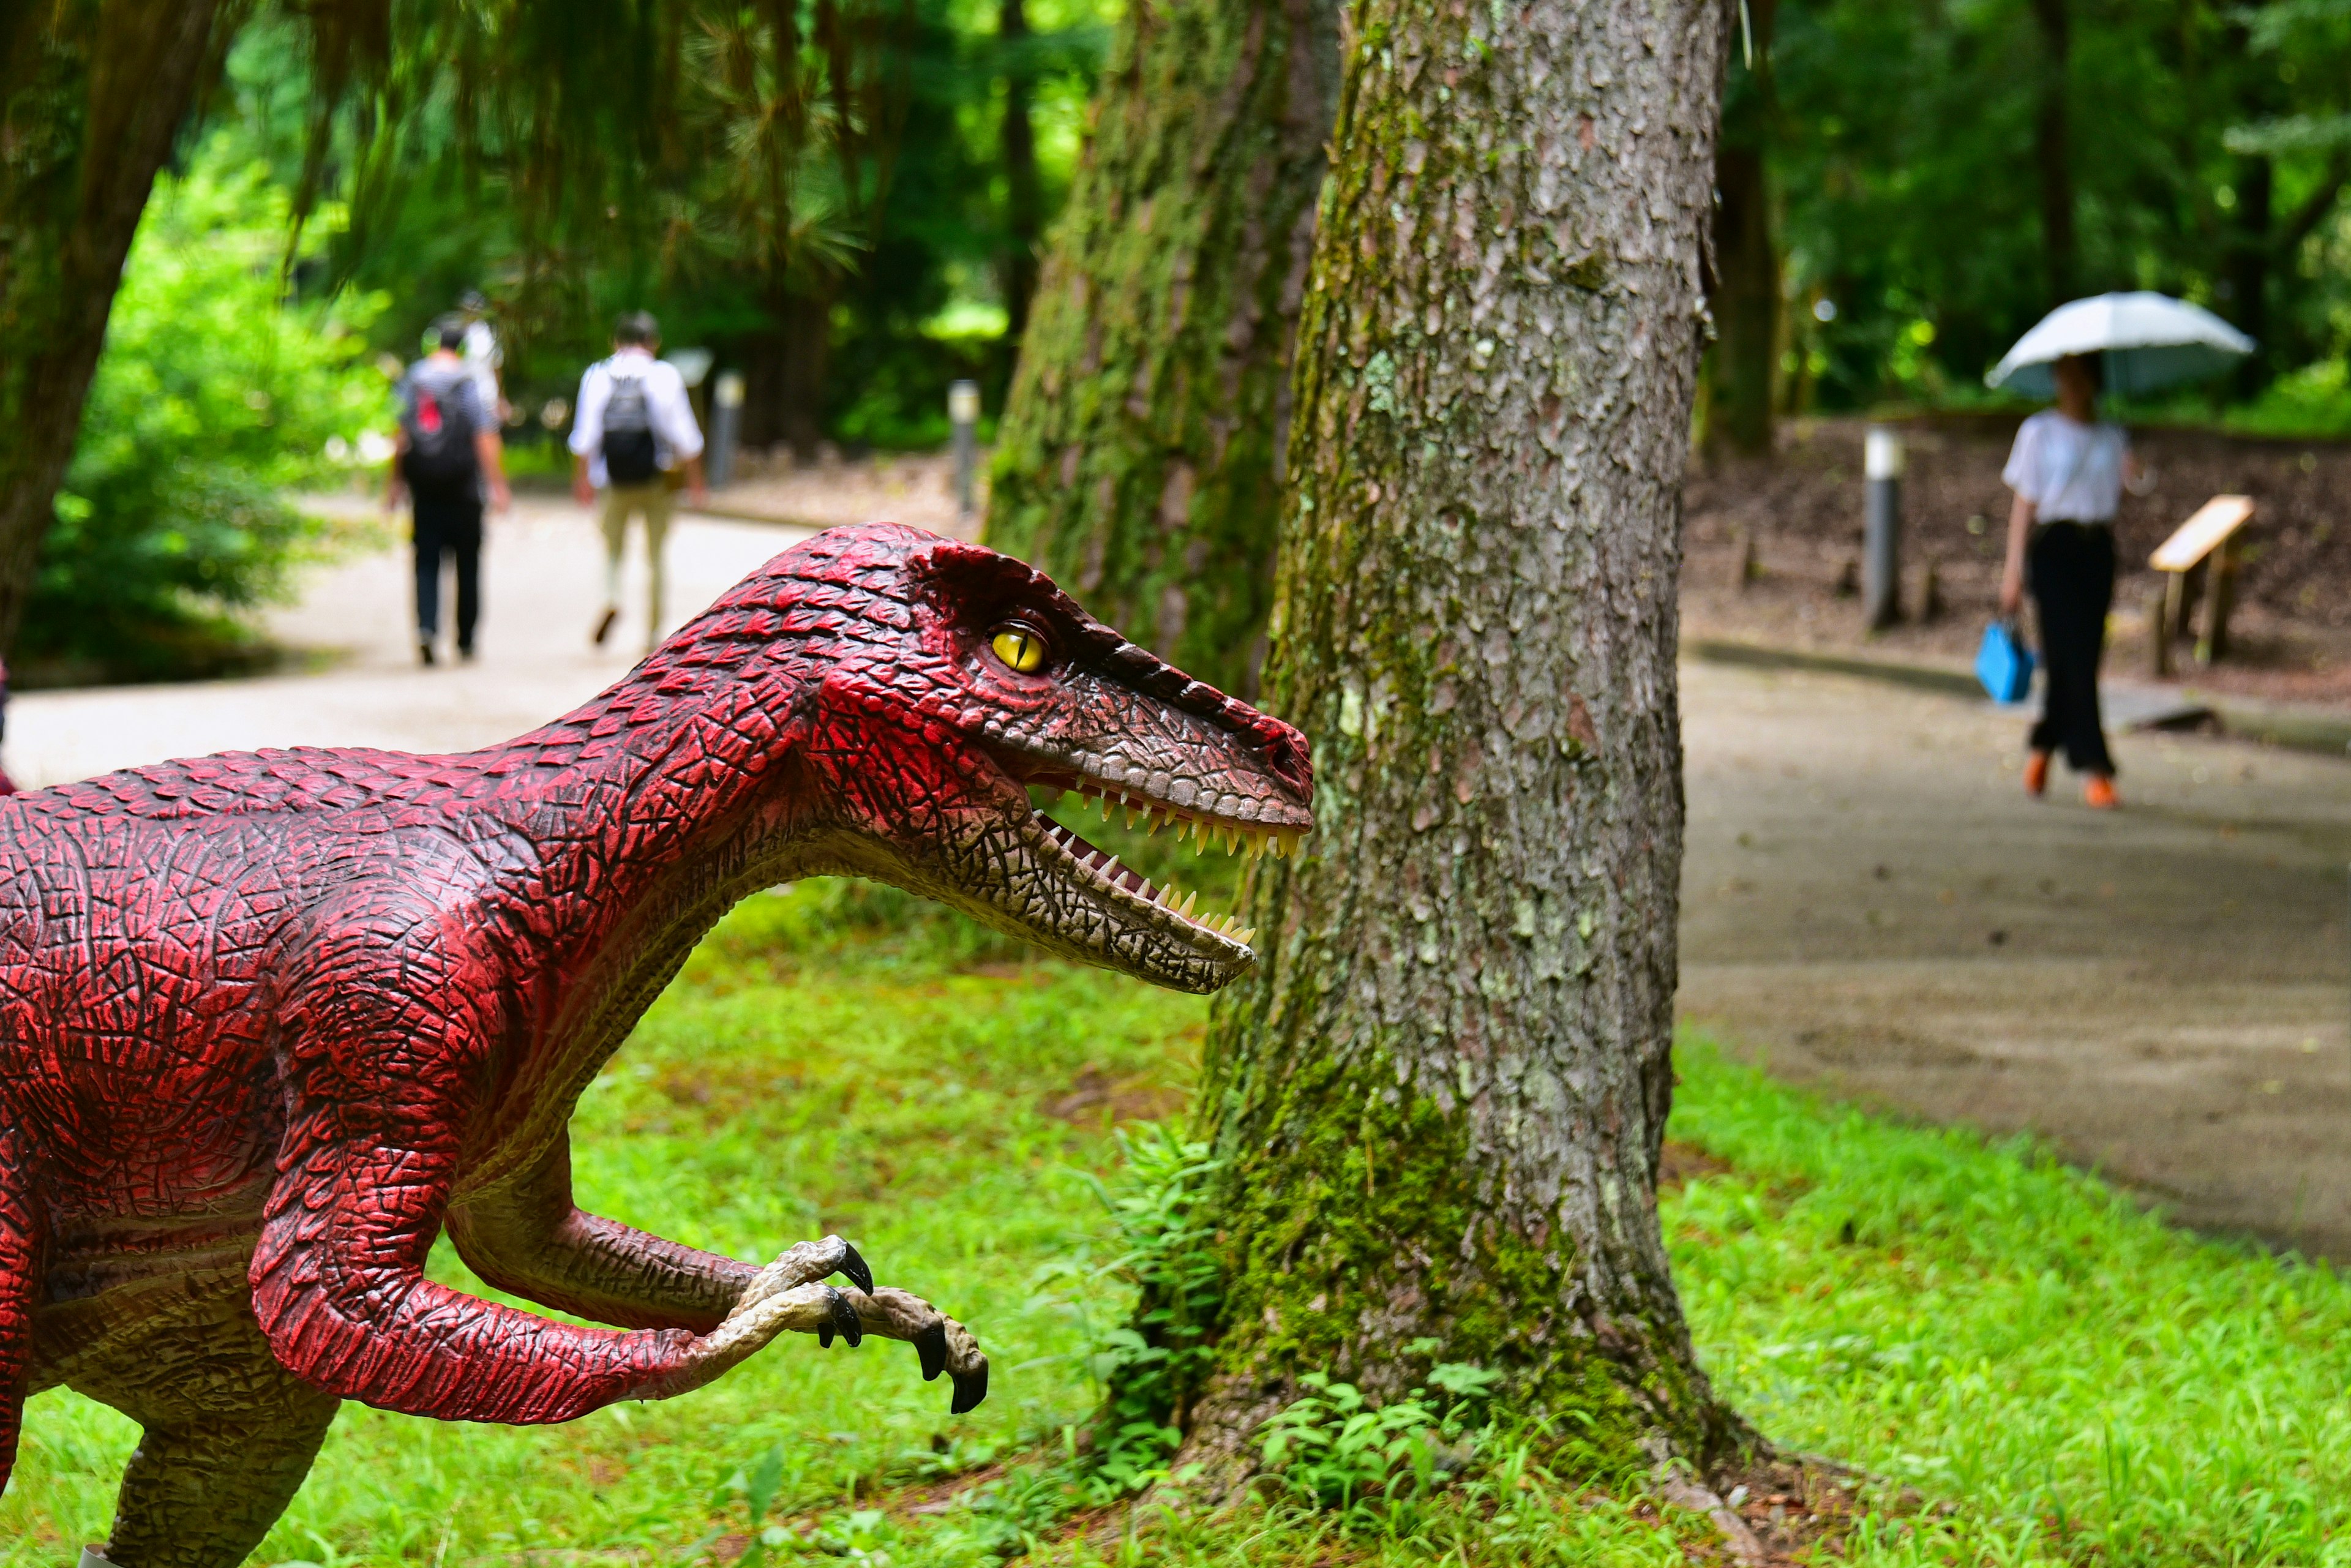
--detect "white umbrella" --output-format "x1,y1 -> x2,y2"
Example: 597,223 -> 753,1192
1985,291 -> 2254,399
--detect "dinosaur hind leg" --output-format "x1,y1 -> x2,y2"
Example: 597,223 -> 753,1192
72,1297 -> 339,1568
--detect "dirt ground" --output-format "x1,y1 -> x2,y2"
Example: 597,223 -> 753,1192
1679,654 -> 2351,1261
6,479 -> 2342,1262
1684,416 -> 2351,711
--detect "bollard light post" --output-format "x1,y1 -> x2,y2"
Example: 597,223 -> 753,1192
709,371 -> 745,489
949,380 -> 981,522
1863,424 -> 1905,631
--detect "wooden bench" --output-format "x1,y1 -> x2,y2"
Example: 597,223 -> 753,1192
2147,495 -> 2254,677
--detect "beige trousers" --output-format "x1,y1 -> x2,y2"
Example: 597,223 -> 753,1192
599,482 -> 676,651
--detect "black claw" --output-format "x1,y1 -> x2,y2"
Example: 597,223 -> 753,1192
913,1321 -> 948,1382
823,1285 -> 864,1348
838,1243 -> 874,1296
818,1322 -> 833,1349
949,1362 -> 989,1415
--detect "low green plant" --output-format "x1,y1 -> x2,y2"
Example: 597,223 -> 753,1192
1255,1364 -> 1499,1517
36,137 -> 386,684
1050,1123 -> 1223,1502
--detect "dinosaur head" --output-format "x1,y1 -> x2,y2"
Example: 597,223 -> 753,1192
698,523 -> 1314,994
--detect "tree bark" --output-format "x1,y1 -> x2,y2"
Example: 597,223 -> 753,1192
1704,0 -> 1777,458
1177,0 -> 1739,1482
983,0 -> 1340,700
0,0 -> 236,655
2028,0 -> 2076,305
999,0 -> 1043,341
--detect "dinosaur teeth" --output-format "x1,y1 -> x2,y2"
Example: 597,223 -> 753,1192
1179,890 -> 1198,918
1100,855 -> 1120,883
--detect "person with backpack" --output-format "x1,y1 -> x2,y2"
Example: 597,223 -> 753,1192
386,316 -> 511,665
569,312 -> 707,652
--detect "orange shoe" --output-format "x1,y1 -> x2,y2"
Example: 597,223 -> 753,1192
2023,751 -> 2050,798
2083,775 -> 2119,809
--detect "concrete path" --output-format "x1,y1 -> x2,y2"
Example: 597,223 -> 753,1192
6,497 -> 811,785
1680,659 -> 2351,1261
6,505 -> 2344,1259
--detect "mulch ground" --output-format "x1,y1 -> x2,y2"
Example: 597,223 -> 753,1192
1682,415 -> 2351,710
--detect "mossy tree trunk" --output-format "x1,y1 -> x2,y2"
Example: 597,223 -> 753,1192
1180,0 -> 1741,1479
0,0 -> 235,654
983,0 -> 1339,700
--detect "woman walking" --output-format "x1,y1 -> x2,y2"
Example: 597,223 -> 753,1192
1999,352 -> 2135,809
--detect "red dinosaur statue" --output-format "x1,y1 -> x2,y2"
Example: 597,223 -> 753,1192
0,522 -> 1314,1567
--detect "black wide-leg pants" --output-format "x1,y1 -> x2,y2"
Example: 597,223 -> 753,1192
2027,520 -> 2116,776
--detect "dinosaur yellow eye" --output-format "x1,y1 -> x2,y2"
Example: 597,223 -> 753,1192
990,623 -> 1049,673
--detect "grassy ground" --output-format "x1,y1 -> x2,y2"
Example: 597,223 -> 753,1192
4,875 -> 2346,1566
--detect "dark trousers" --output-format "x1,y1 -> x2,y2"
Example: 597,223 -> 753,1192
413,493 -> 482,651
2028,521 -> 2116,776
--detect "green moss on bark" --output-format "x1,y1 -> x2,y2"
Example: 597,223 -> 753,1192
983,0 -> 1338,700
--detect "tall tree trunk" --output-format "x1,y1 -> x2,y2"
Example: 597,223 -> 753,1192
1177,0 -> 1740,1484
998,0 -> 1043,341
2028,0 -> 2076,305
983,0 -> 1340,700
0,0 -> 234,655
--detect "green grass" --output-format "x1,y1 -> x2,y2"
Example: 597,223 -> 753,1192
5,883 -> 2346,1566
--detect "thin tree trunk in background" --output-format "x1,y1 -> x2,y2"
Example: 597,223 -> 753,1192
1179,0 -> 1740,1484
0,0 -> 234,655
999,0 -> 1043,341
776,287 -> 835,457
2227,155 -> 2273,396
983,0 -> 1340,700
1705,0 -> 1777,458
2029,0 -> 2076,305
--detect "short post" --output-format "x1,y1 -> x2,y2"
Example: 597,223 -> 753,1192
2148,582 -> 2173,678
1862,424 -> 1905,630
708,371 -> 745,489
949,379 -> 981,522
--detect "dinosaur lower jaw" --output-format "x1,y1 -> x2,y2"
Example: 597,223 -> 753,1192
1037,815 -> 1256,948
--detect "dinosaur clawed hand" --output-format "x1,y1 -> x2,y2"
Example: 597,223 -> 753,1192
694,1236 -> 986,1413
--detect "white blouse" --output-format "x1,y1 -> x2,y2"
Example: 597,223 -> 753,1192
2002,410 -> 2128,523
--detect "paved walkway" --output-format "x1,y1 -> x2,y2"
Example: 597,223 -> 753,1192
7,503 -> 2344,1259
1679,659 -> 2351,1260
6,497 -> 809,785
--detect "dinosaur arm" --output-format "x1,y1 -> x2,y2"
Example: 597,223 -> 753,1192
249,906 -> 709,1424
447,1133 -> 757,1333
251,1114 -> 703,1424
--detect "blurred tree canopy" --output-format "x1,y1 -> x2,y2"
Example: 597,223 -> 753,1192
233,0 -> 1115,450
1737,0 -> 2351,426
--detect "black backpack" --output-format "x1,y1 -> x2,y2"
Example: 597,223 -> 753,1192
400,361 -> 480,500
602,364 -> 661,485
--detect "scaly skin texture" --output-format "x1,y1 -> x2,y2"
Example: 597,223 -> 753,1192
0,522 -> 1313,1567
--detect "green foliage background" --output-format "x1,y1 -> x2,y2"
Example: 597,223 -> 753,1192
33,143 -> 386,683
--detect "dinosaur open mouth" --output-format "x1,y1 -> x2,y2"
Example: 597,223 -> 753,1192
1028,779 -> 1307,951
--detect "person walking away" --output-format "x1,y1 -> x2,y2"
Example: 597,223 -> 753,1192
386,315 -> 512,665
569,312 -> 707,653
1998,352 -> 2138,809
457,289 -> 508,426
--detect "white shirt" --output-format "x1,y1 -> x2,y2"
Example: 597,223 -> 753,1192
569,349 -> 705,489
461,320 -> 502,417
2003,410 -> 2128,523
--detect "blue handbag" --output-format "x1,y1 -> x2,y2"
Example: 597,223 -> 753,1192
1976,618 -> 2036,704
